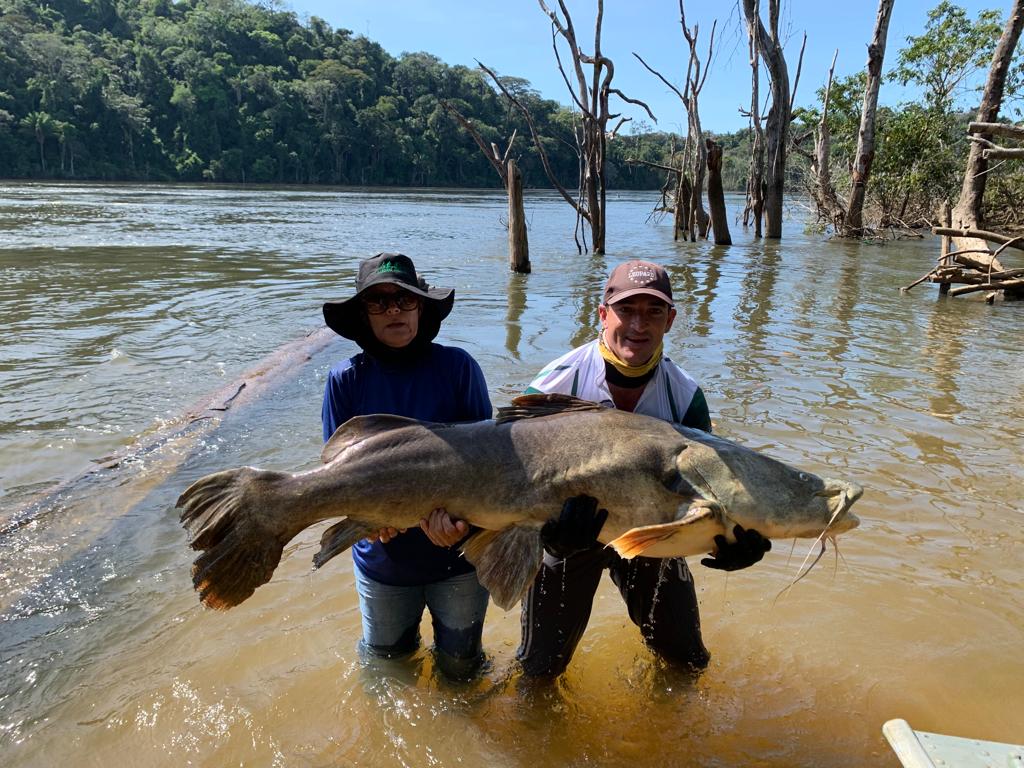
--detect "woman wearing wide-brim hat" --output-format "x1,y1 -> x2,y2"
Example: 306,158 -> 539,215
321,253 -> 492,680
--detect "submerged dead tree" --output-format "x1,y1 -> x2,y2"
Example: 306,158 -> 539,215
806,51 -> 848,231
634,1 -> 718,242
705,138 -> 731,244
845,0 -> 895,235
486,0 -> 653,254
440,100 -> 530,273
742,0 -> 766,237
796,0 -> 893,237
902,226 -> 1024,302
742,0 -> 797,239
950,0 -> 1024,265
905,125 -> 1024,302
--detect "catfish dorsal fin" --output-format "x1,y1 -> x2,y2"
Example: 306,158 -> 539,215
321,414 -> 420,463
495,393 -> 607,425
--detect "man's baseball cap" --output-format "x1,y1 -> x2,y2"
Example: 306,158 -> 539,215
602,260 -> 674,305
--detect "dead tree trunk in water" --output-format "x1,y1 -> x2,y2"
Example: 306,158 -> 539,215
951,0 -> 1024,263
938,199 -> 952,295
743,0 -> 765,237
674,172 -> 692,240
520,0 -> 654,254
634,0 -> 716,241
506,159 -> 531,273
810,50 -> 847,230
742,0 -> 793,239
705,138 -> 731,244
681,6 -> 713,240
440,99 -> 530,273
845,0 -> 895,235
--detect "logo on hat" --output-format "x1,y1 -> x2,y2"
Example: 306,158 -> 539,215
627,264 -> 658,285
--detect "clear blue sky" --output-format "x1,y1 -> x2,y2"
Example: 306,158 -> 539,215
286,0 -> 1013,134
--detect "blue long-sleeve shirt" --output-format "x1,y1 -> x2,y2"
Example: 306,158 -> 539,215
321,343 -> 492,586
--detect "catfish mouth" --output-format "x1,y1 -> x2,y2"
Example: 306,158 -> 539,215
817,479 -> 863,533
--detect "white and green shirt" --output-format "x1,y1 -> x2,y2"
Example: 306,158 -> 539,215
525,339 -> 712,430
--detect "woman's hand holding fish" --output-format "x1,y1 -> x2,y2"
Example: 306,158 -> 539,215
368,527 -> 407,544
419,508 -> 470,547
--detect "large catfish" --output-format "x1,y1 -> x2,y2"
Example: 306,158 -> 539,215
178,394 -> 862,611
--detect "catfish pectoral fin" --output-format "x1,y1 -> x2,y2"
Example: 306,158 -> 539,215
313,519 -> 373,569
461,526 -> 544,611
609,506 -> 725,559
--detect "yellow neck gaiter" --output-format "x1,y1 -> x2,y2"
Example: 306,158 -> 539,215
598,334 -> 663,378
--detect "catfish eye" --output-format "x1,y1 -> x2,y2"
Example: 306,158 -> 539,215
798,473 -> 809,482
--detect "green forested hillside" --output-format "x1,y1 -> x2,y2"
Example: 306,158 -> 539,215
0,0 -> 717,189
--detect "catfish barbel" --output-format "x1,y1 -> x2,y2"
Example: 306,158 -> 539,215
178,394 -> 862,610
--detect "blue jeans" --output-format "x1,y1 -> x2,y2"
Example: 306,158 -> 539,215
353,566 -> 489,679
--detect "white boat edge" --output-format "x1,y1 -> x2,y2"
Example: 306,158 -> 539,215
883,718 -> 1024,768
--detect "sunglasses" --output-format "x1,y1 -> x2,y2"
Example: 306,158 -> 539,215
362,291 -> 421,314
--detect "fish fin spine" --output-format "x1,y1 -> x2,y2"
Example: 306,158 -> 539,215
313,519 -> 373,568
496,394 -> 607,424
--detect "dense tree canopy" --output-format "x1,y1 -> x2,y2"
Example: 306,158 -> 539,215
0,0 -> 699,189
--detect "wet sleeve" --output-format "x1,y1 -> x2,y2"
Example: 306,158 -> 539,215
321,368 -> 354,442
681,386 -> 713,433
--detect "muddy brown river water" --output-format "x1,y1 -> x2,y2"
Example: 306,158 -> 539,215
1,182 -> 1022,766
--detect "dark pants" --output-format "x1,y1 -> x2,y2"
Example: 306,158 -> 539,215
516,546 -> 710,676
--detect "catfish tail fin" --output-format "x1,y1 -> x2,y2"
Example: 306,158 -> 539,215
177,467 -> 291,610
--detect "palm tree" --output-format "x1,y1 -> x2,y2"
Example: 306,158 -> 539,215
21,111 -> 54,173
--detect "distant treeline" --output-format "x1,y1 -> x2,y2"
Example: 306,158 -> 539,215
0,0 -> 762,191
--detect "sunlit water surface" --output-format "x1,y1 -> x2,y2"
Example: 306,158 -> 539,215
1,183 -> 1022,767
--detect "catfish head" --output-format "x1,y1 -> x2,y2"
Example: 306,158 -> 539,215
674,427 -> 862,542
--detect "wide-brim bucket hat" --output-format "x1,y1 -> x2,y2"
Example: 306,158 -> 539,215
323,253 -> 454,343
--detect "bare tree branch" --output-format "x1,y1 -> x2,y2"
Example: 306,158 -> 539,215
439,98 -> 507,185
697,19 -> 718,93
608,89 -> 657,123
626,158 -> 682,174
478,61 -> 582,214
968,121 -> 1024,139
789,32 -> 807,115
632,52 -> 686,104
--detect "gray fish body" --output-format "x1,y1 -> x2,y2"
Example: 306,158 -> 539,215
178,396 -> 861,610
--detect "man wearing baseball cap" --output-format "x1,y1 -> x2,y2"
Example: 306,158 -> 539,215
517,259 -> 771,677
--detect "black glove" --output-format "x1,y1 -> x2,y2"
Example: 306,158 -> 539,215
540,495 -> 609,559
700,524 -> 771,572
